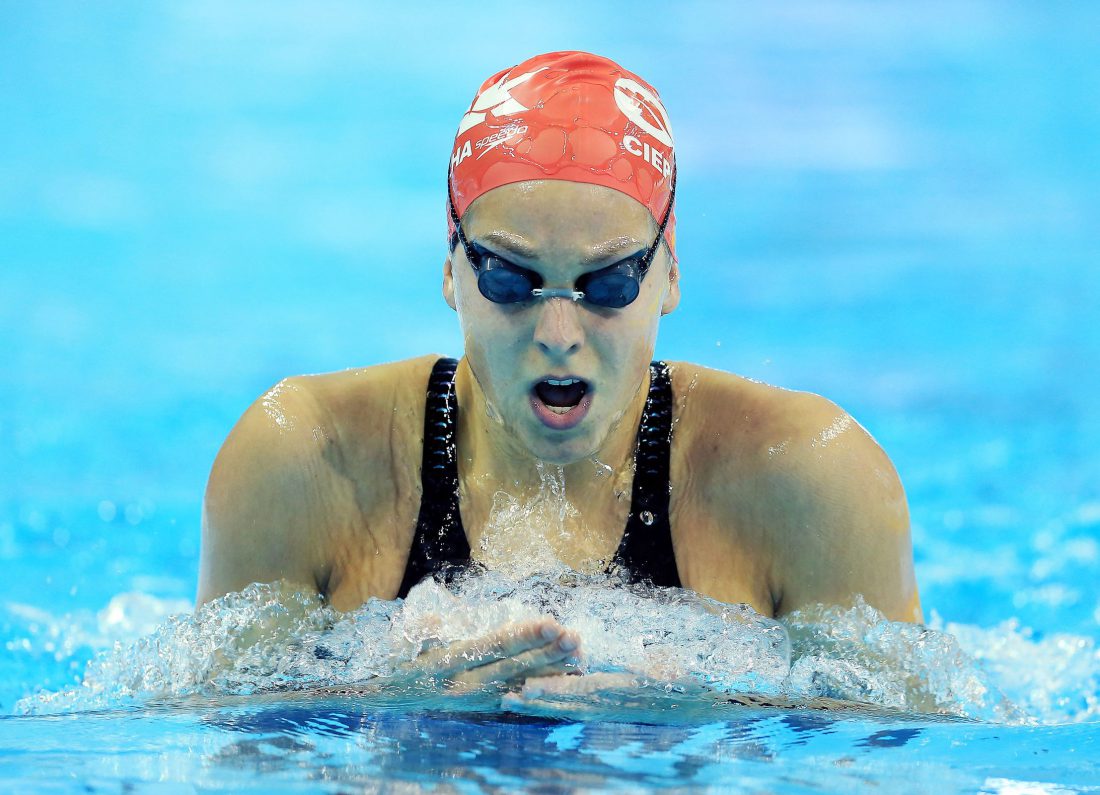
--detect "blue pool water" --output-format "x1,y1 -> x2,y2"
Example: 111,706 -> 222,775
3,1 -> 1100,791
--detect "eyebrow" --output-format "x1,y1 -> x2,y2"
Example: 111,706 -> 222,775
475,231 -> 648,264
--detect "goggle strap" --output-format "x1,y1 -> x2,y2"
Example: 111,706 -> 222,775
447,173 -> 480,269
639,166 -> 677,275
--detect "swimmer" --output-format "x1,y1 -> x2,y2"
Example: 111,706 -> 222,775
197,51 -> 921,691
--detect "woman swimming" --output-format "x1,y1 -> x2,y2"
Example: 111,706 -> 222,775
197,51 -> 921,691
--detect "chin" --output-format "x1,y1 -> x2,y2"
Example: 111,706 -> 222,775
524,427 -> 602,466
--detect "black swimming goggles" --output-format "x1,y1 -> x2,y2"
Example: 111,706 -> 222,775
447,168 -> 676,309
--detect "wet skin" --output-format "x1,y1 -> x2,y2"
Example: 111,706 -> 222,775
198,181 -> 923,690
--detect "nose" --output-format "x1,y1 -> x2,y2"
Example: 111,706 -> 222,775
533,296 -> 585,358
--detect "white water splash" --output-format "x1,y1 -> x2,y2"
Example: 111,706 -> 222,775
930,614 -> 1100,725
474,463 -> 620,578
782,599 -> 1024,723
21,568 -> 1097,725
399,568 -> 792,695
15,572 -> 790,716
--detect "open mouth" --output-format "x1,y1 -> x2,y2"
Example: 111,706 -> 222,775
530,377 -> 592,430
534,378 -> 588,413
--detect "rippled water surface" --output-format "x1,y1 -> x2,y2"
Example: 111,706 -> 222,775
3,1 -> 1100,792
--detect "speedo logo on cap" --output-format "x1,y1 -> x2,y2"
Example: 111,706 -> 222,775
457,67 -> 548,136
452,67 -> 546,170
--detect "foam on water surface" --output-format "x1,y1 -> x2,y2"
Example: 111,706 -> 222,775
15,569 -> 1093,726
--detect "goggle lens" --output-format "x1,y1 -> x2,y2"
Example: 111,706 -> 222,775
579,269 -> 640,308
477,261 -> 538,303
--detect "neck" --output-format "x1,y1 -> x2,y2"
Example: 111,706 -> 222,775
452,358 -> 650,506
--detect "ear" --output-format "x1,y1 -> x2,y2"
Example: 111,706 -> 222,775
661,258 -> 681,315
442,256 -> 457,311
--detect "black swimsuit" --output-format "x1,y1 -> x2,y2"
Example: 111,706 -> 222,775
396,357 -> 681,598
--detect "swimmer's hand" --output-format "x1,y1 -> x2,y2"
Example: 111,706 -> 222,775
506,671 -> 643,704
396,618 -> 581,692
502,673 -> 909,719
501,672 -> 714,720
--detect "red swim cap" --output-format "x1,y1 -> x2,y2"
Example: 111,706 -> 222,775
448,50 -> 677,261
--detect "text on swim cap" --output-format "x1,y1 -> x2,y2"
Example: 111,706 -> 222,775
623,135 -> 673,178
475,125 -> 529,160
452,140 -> 473,170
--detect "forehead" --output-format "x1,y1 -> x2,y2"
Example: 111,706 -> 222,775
462,181 -> 655,258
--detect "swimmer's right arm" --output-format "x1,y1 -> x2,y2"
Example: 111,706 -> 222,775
197,373 -> 579,689
197,377 -> 329,607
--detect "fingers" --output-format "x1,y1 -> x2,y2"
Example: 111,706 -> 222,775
404,619 -> 581,684
442,619 -> 564,673
520,671 -> 640,698
518,659 -> 578,680
451,630 -> 580,686
500,688 -> 599,718
499,673 -> 636,719
404,619 -> 547,675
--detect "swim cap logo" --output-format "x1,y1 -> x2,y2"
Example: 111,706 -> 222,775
457,67 -> 548,136
613,77 -> 674,148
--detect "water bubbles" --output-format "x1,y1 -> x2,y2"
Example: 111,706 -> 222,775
932,614 -> 1100,724
260,380 -> 299,431
810,415 -> 853,450
671,370 -> 699,435
478,464 -> 585,576
782,598 -> 1024,723
16,583 -> 378,715
590,458 -> 613,478
402,569 -> 792,696
640,511 -> 655,526
17,579 -> 1091,726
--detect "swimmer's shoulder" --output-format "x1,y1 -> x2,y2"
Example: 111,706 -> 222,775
198,355 -> 443,606
223,353 -> 442,486
666,362 -> 918,621
292,354 -> 442,450
666,361 -> 856,520
665,361 -> 848,466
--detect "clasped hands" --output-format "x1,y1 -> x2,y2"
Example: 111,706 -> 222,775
394,617 -> 657,713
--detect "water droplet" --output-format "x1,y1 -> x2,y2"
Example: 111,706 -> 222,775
590,458 -> 613,478
640,510 -> 655,526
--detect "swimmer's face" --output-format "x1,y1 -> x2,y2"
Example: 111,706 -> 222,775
443,181 -> 680,464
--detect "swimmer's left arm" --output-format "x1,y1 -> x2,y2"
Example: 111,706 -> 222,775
760,395 -> 923,623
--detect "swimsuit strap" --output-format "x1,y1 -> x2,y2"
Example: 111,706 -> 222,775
397,357 -> 469,599
612,361 -> 682,587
